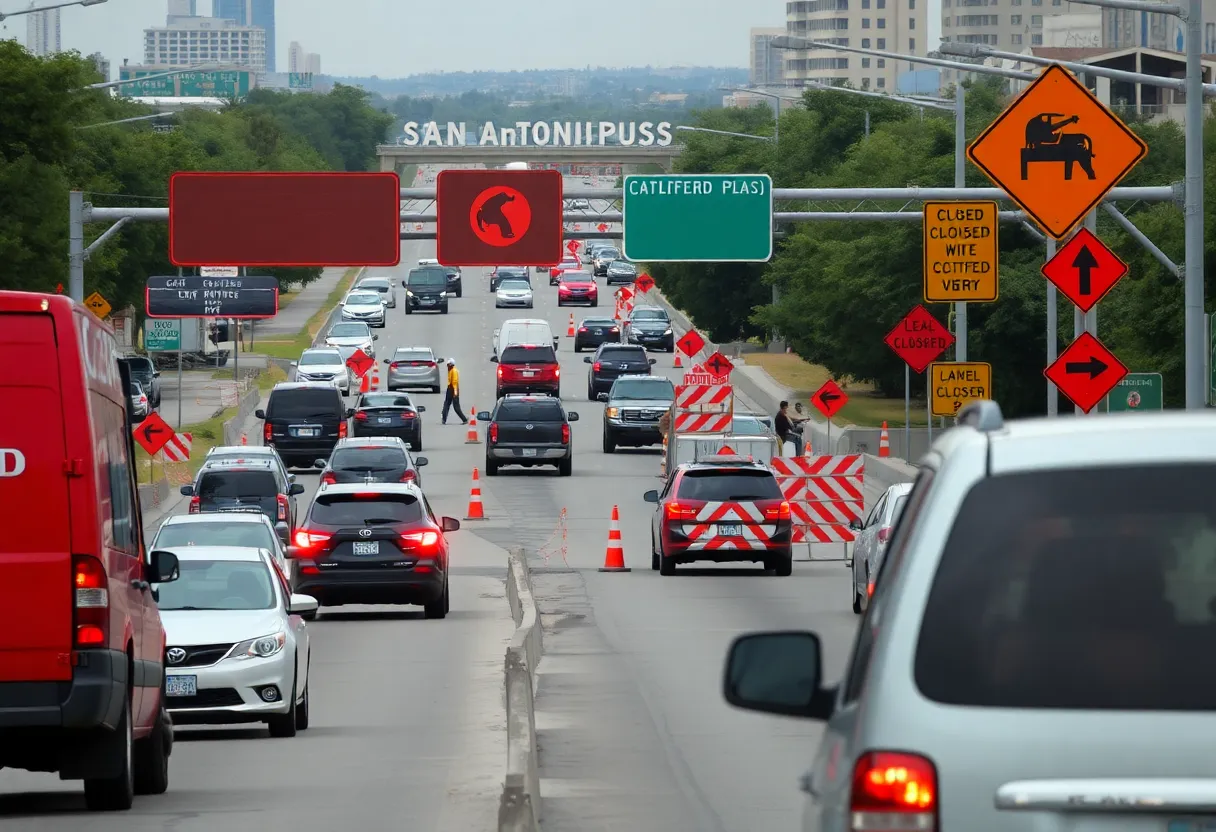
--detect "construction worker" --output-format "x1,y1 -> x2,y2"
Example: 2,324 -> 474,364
441,359 -> 468,425
657,407 -> 672,440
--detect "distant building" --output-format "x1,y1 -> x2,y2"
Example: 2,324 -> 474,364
89,52 -> 111,82
940,0 -> 1092,54
166,0 -> 196,17
214,0 -> 276,71
25,3 -> 61,56
288,40 -> 320,75
784,0 -> 928,90
143,16 -> 267,71
749,27 -> 786,86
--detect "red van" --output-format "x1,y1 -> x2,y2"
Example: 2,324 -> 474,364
0,291 -> 181,810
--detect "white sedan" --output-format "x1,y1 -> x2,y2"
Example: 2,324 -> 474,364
155,545 -> 316,738
340,290 -> 386,328
291,347 -> 352,395
325,322 -> 377,360
495,277 -> 534,309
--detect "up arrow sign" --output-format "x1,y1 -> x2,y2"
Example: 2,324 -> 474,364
1072,244 -> 1099,296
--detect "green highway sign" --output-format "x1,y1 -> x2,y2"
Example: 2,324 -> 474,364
117,69 -> 252,99
621,174 -> 773,262
145,318 -> 181,352
1105,372 -> 1163,412
289,72 -> 314,89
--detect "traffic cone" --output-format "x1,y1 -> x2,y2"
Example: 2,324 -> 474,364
370,363 -> 380,391
359,372 -> 370,394
878,421 -> 890,458
464,467 -> 486,520
465,406 -> 479,444
567,313 -> 575,337
673,353 -> 683,368
240,432 -> 248,446
598,505 -> 631,572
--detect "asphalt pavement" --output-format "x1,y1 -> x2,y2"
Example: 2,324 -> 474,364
0,169 -> 872,831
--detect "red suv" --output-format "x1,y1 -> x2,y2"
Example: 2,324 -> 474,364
494,343 -> 560,398
644,456 -> 793,576
0,292 -> 181,810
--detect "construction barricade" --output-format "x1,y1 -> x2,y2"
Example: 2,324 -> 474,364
770,455 -> 865,551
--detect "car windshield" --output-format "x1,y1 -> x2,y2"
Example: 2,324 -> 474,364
498,267 -> 528,278
500,345 -> 557,364
268,388 -> 341,419
598,248 -> 620,259
329,323 -> 370,338
310,493 -> 423,525
359,279 -> 390,290
561,272 -> 592,283
497,400 -> 564,421
632,309 -> 668,321
299,351 -> 341,366
611,378 -> 674,400
346,293 -> 380,305
198,471 -> 277,500
329,447 -> 408,471
677,470 -> 783,501
155,559 -> 276,611
609,261 -> 635,271
154,521 -> 274,550
360,393 -> 413,408
499,279 -> 531,291
408,268 -> 447,287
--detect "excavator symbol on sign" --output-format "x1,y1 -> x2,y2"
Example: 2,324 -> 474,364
1021,113 -> 1097,181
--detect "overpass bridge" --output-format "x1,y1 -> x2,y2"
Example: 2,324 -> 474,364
375,142 -> 684,175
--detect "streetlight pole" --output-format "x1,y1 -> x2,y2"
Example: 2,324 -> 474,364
672,125 -> 775,142
0,0 -> 105,22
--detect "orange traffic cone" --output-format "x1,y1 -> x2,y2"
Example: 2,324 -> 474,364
465,406 -> 479,444
240,432 -> 248,446
598,505 -> 630,572
803,439 -> 814,457
673,353 -> 683,368
359,372 -> 370,394
464,467 -> 486,520
878,421 -> 890,458
370,363 -> 380,391
567,313 -> 575,337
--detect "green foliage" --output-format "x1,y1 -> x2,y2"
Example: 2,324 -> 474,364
0,43 -> 391,322
658,75 -> 1200,414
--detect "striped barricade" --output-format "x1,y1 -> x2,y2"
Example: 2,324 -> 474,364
770,455 -> 864,543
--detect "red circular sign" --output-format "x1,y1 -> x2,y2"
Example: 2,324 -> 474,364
469,186 -> 532,247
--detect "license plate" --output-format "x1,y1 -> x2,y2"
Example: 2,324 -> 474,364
421,298 -> 434,304
717,524 -> 743,537
353,541 -> 380,555
521,370 -> 536,377
294,427 -> 318,437
166,675 -> 197,697
593,329 -> 603,335
378,417 -> 392,424
521,448 -> 538,457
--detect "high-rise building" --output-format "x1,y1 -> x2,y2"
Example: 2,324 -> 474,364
214,0 -> 276,71
25,3 -> 61,56
288,41 -> 321,75
167,0 -> 196,17
88,52 -> 111,81
749,27 -> 787,86
143,16 -> 267,70
940,0 -> 1089,52
784,0 -> 928,90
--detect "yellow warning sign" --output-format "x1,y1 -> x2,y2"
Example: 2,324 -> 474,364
923,201 -> 999,303
930,362 -> 992,417
83,291 -> 112,320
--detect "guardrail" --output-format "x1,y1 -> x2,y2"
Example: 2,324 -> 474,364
499,547 -> 542,832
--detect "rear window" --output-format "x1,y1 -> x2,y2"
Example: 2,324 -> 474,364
268,388 -> 342,419
500,345 -> 557,364
497,400 -> 564,421
360,393 -> 413,408
408,268 -> 447,287
154,521 -> 274,549
198,471 -> 278,499
309,493 -> 422,525
599,346 -> 647,360
359,279 -> 390,289
914,465 -> 1216,711
329,447 -> 408,471
583,319 -> 616,327
392,349 -> 432,360
676,470 -> 782,501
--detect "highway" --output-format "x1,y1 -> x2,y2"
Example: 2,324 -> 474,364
0,169 -> 879,831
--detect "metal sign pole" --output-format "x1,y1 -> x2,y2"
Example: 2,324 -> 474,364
1046,237 -> 1058,416
953,90 -> 968,365
177,266 -> 183,430
926,396 -> 933,445
904,364 -> 911,459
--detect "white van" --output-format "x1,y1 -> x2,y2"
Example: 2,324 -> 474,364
494,319 -> 558,358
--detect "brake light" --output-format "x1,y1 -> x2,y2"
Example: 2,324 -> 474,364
664,501 -> 696,521
72,555 -> 108,648
339,421 -> 348,438
354,411 -> 369,421
425,360 -> 437,367
402,530 -> 439,549
188,495 -> 200,514
401,469 -> 416,482
401,411 -> 416,419
764,501 -> 792,521
610,327 -> 619,333
389,362 -> 399,369
276,493 -> 289,521
293,529 -> 331,549
593,361 -> 601,372
578,327 -> 588,332
867,581 -> 876,597
850,752 -> 937,831
561,423 -> 570,444
320,471 -> 337,485
497,365 -> 504,378
489,423 -> 499,443
877,527 -> 891,543
263,422 -> 273,442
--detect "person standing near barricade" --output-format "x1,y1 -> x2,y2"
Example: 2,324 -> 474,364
442,359 -> 468,425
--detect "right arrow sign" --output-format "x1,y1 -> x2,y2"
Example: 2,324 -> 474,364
1044,331 -> 1129,413
1040,228 -> 1129,313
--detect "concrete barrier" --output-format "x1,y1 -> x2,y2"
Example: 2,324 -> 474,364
499,548 -> 542,832
222,384 -> 263,447
137,477 -> 170,510
310,267 -> 366,349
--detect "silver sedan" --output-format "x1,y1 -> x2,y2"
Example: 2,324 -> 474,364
385,346 -> 443,393
495,278 -> 534,309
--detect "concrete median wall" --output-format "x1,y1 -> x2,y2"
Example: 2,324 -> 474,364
499,548 -> 543,832
222,384 -> 264,447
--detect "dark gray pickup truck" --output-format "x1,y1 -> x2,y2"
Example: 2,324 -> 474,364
479,395 -> 579,477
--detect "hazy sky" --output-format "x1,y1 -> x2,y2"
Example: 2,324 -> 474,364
2,0 -> 803,78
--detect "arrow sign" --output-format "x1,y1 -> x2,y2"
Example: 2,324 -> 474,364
1073,245 -> 1098,297
597,223 -> 609,233
810,379 -> 849,420
704,351 -> 734,378
1043,331 -> 1128,413
132,411 -> 174,456
345,348 -> 374,379
1041,228 -> 1129,314
567,240 -> 580,255
676,329 -> 705,357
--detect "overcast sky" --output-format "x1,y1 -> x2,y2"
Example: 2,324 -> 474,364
0,0 -> 807,78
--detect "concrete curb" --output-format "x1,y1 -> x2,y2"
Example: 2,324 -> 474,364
222,385 -> 264,447
499,547 -> 542,832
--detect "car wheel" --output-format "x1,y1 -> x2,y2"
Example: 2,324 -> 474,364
485,456 -> 498,476
133,701 -> 170,796
770,556 -> 793,577
587,382 -> 595,401
301,608 -> 318,622
651,533 -> 660,571
424,581 -> 448,619
603,429 -> 616,454
411,437 -> 422,451
659,543 -> 676,576
456,287 -> 463,298
295,660 -> 310,731
557,457 -> 572,477
573,344 -> 581,353
442,305 -> 449,314
267,674 -> 298,738
83,685 -> 134,810
591,300 -> 598,307
405,306 -> 412,315
431,385 -> 441,394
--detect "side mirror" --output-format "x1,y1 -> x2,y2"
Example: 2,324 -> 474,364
314,459 -> 327,468
643,490 -> 659,503
289,361 -> 298,367
477,411 -> 491,421
567,412 -> 579,421
649,359 -> 657,365
490,356 -> 499,363
153,370 -> 161,377
849,519 -> 862,531
373,334 -> 379,341
402,280 -> 408,288
345,408 -> 355,418
415,456 -> 429,467
584,356 -> 592,364
416,405 -> 426,412
179,485 -> 194,496
596,393 -> 609,402
723,632 -> 827,719
255,409 -> 266,419
149,549 -> 180,583
275,522 -> 290,544
289,483 -> 306,495
288,593 -> 319,615
441,516 -> 461,532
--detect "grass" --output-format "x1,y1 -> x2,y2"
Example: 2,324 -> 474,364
251,266 -> 363,361
742,353 -> 931,427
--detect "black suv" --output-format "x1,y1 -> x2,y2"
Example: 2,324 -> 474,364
585,344 -> 656,400
180,458 -> 305,540
602,374 -> 676,453
315,437 -> 428,488
444,266 -> 463,298
120,355 -> 161,408
480,395 -> 579,476
403,266 -> 449,314
256,382 -> 353,469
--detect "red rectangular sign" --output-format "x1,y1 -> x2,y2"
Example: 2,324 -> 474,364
169,172 -> 401,267
436,169 -> 563,267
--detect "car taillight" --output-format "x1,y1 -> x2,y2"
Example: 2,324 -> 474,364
354,411 -> 369,421
664,502 -> 696,521
497,365 -> 504,378
425,360 -> 437,367
850,752 -> 937,832
593,361 -> 601,372
401,470 -> 416,482
402,530 -> 439,549
320,472 -> 337,485
293,529 -> 331,550
561,423 -> 570,444
263,422 -> 273,443
489,423 -> 499,443
877,527 -> 891,543
401,411 -> 416,420
764,501 -> 792,521
72,555 -> 108,648
277,493 -> 289,521
389,362 -> 399,369
610,327 -> 619,333
339,421 -> 348,438
578,327 -> 588,332
188,495 -> 200,514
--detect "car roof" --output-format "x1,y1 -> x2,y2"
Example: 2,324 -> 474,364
581,316 -> 617,322
613,373 -> 669,382
358,276 -> 390,284
681,456 -> 769,471
630,306 -> 667,314
314,482 -> 423,496
501,393 -> 563,402
153,544 -> 269,563
393,345 -> 433,352
160,512 -> 271,526
333,436 -> 409,449
199,458 -> 277,472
